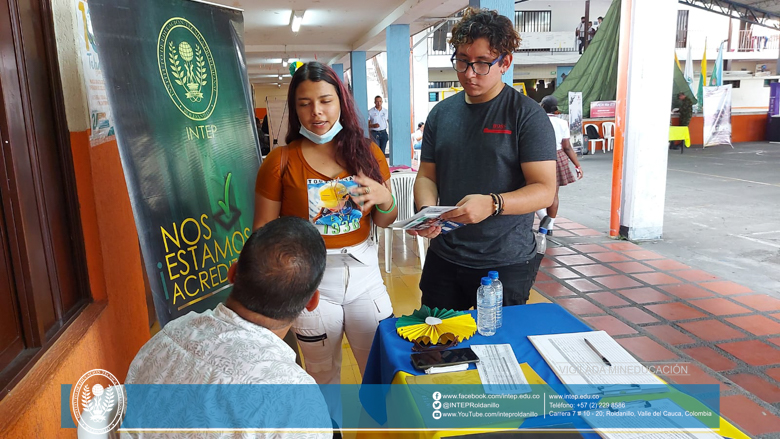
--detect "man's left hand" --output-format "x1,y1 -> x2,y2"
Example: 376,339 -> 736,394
440,194 -> 494,224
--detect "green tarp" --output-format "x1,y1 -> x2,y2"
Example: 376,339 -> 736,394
552,0 -> 696,116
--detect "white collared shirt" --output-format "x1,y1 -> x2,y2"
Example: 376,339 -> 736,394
124,303 -> 331,439
577,22 -> 586,37
547,114 -> 570,151
368,106 -> 388,131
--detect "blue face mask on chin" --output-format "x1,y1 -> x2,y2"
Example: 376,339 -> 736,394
299,118 -> 343,144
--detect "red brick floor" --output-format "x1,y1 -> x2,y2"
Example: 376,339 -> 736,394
643,325 -> 695,346
582,315 -> 637,336
533,217 -> 780,436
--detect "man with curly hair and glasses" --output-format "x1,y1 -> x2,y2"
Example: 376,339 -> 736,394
410,7 -> 557,310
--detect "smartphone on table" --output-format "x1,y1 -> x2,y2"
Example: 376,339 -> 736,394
411,347 -> 479,371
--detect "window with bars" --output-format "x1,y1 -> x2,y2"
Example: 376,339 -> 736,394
432,20 -> 455,52
429,81 -> 460,89
514,11 -> 551,33
676,10 -> 689,48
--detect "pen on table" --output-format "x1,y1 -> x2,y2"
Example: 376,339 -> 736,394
584,338 -> 612,367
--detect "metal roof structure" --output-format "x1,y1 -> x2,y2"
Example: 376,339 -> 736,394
680,0 -> 780,29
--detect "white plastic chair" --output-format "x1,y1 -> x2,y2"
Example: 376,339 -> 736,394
602,122 -> 615,152
411,149 -> 421,171
584,124 -> 606,154
385,172 -> 425,273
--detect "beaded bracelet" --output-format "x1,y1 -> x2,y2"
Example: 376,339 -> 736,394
489,193 -> 505,216
490,193 -> 504,216
376,194 -> 397,214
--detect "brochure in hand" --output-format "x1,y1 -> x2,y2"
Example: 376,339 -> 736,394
389,206 -> 464,233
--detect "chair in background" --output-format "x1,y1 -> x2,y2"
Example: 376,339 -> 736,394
410,132 -> 422,171
584,123 -> 606,154
385,172 -> 425,273
602,122 -> 615,152
371,222 -> 379,248
411,149 -> 421,171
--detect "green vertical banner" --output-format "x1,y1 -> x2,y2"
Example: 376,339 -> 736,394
88,0 -> 260,326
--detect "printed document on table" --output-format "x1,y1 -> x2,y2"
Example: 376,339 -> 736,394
528,331 -> 664,395
581,398 -> 720,438
470,344 -> 531,394
389,206 -> 464,233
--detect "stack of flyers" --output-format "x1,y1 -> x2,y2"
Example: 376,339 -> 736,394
389,206 -> 464,234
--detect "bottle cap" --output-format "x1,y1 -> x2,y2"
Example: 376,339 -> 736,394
539,227 -> 548,234
488,271 -> 498,279
481,277 -> 492,286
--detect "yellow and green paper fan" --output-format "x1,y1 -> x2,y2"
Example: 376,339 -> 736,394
396,306 -> 477,344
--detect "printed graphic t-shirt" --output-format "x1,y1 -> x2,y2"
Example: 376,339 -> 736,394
255,139 -> 391,249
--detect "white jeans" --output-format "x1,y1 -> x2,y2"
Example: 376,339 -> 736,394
292,239 -> 393,385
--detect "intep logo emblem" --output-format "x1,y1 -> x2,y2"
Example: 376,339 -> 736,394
71,369 -> 126,434
157,17 -> 218,121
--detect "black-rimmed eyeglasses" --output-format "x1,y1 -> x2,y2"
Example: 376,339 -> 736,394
450,54 -> 505,76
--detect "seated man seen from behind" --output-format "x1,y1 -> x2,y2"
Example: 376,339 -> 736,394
124,216 -> 332,438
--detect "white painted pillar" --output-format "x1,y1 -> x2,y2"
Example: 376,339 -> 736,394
412,31 -> 430,128
619,0 -> 677,240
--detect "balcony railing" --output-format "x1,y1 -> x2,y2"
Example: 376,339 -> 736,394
677,30 -> 780,54
737,30 -> 780,52
427,32 -> 577,56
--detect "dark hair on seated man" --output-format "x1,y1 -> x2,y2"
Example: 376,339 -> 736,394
228,216 -> 326,325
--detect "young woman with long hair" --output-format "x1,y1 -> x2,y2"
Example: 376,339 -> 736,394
253,62 -> 397,384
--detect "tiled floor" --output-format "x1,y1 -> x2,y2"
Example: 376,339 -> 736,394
335,222 -> 780,436
534,217 -> 780,437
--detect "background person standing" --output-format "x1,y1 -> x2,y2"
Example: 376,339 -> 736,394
537,95 -> 583,235
670,91 -> 693,150
368,96 -> 389,155
575,16 -> 587,54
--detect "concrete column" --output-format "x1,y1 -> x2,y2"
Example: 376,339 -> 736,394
331,63 -> 344,82
412,32 -> 430,128
386,24 -> 412,166
776,44 -> 780,75
350,51 -> 369,137
618,0 -> 677,240
469,0 -> 514,86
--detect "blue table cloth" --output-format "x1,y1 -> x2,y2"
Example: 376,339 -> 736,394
361,303 -> 601,434
363,303 -> 588,386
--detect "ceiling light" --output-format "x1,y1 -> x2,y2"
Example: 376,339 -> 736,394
282,58 -> 288,67
278,74 -> 283,80
290,10 -> 305,33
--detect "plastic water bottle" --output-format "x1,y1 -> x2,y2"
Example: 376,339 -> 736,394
477,277 -> 496,336
488,271 -> 503,328
536,227 -> 548,255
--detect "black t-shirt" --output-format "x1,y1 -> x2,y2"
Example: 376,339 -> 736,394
421,85 -> 557,269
